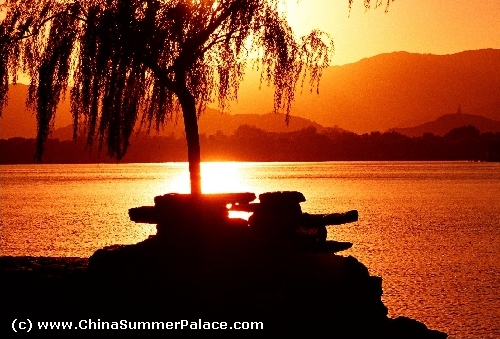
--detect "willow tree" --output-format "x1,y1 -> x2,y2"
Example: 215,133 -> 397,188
0,0 -> 385,194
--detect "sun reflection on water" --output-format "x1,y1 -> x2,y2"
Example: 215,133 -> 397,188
153,162 -> 258,219
162,162 -> 255,194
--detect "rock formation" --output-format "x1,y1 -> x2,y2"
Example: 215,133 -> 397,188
0,192 -> 447,337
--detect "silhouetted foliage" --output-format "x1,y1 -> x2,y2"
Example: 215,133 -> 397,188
0,0 -> 393,191
445,125 -> 481,140
0,0 -> 344,193
3,125 -> 499,164
349,0 -> 394,14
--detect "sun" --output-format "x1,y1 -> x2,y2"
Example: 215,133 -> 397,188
160,162 -> 253,195
201,162 -> 251,194
153,162 -> 255,219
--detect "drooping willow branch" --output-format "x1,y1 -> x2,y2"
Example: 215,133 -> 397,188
1,0 -> 338,161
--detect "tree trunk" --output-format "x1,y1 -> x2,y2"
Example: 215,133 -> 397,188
177,86 -> 202,195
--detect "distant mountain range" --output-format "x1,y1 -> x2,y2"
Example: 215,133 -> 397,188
389,111 -> 500,137
233,49 -> 500,133
45,111 -> 500,142
3,121 -> 499,164
50,109 -> 348,141
1,49 -> 499,138
0,84 -> 73,139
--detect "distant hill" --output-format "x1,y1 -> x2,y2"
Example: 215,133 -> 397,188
2,49 -> 499,138
1,84 -> 344,140
389,111 -> 500,137
3,124 -> 499,163
232,49 -> 500,133
0,84 -> 72,139
49,109 -> 344,141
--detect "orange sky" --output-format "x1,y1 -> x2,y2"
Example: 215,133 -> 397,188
285,0 -> 500,65
1,1 -> 498,68
226,1 -> 500,123
1,0 -> 500,137
2,1 -> 499,65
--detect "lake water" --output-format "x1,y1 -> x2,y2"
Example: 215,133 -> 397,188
1,162 -> 499,338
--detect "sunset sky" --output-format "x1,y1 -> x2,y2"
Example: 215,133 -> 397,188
1,0 -> 498,69
284,0 -> 500,65
1,0 -> 500,137
1,0 -> 499,65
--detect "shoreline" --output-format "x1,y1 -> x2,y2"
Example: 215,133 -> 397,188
0,254 -> 447,337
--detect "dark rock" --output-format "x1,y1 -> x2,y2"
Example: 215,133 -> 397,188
129,206 -> 158,224
246,192 -> 359,242
129,192 -> 256,227
248,192 -> 305,237
129,191 -> 358,244
0,250 -> 448,337
85,237 -> 391,334
258,191 -> 306,205
327,209 -> 359,225
0,256 -> 88,278
130,193 -> 256,238
294,240 -> 353,253
387,316 -> 448,339
0,191 -> 448,337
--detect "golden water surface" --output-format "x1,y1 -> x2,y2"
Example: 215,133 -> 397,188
1,162 -> 499,338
